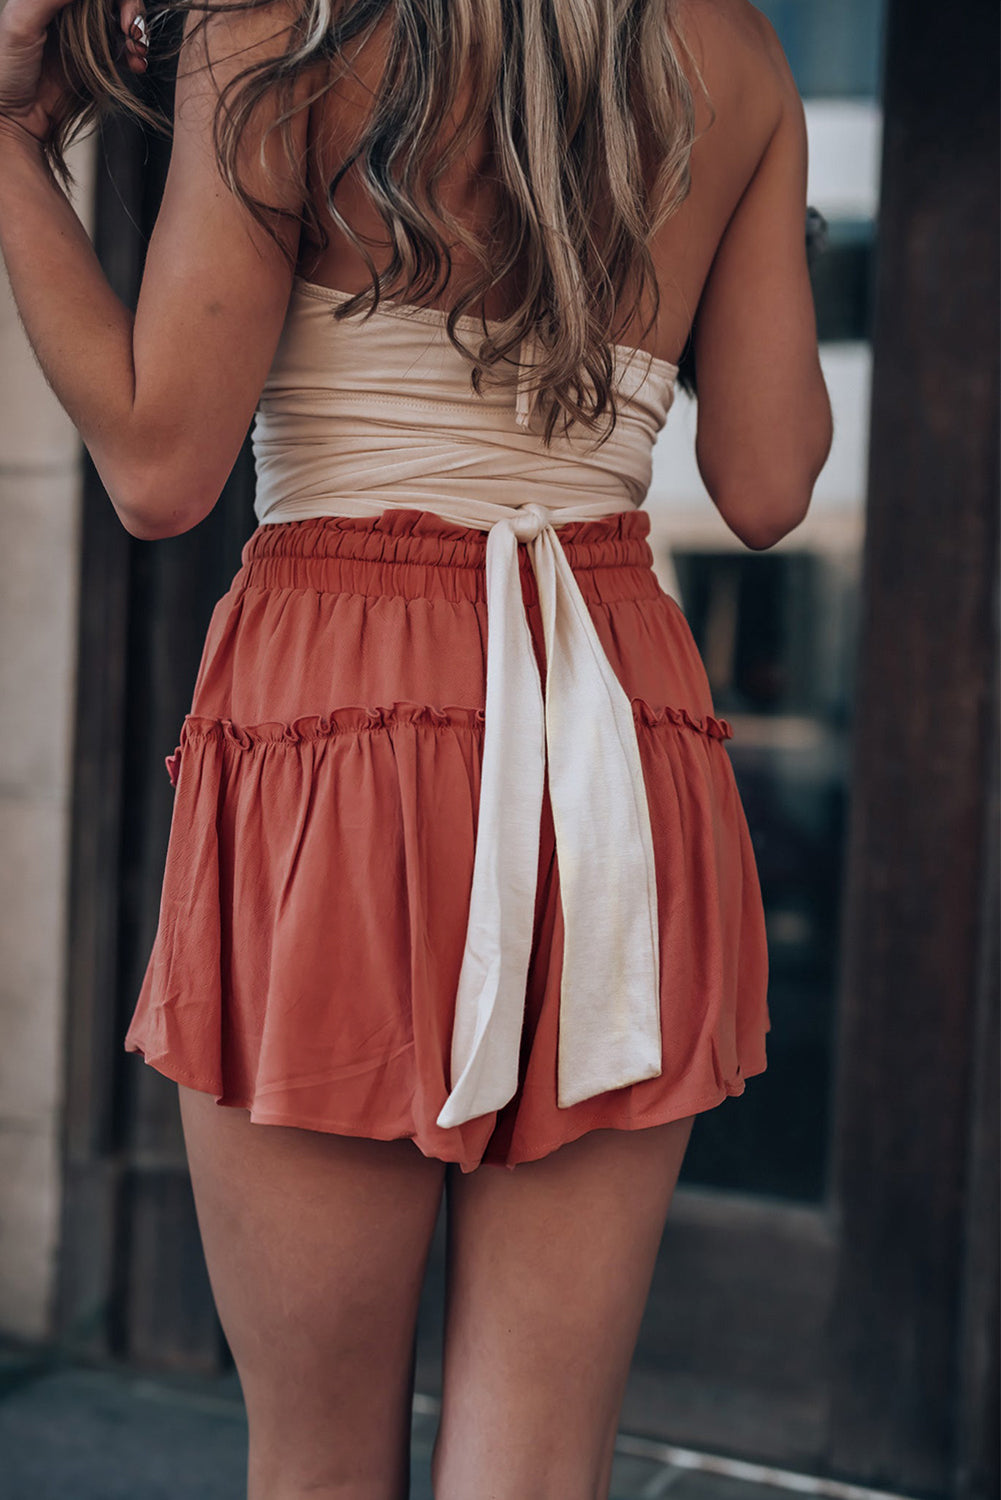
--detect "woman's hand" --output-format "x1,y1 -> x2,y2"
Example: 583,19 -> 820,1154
0,0 -> 148,146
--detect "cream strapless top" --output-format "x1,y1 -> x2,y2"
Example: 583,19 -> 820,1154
252,275 -> 677,521
250,276 -> 681,1131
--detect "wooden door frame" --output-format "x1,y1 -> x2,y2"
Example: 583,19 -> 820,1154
823,1 -> 999,1494
56,103 -> 255,1372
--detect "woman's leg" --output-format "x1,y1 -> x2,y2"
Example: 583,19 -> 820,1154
432,1116 -> 696,1500
176,1083 -> 446,1500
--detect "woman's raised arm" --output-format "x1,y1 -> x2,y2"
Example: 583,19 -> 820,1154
0,0 -> 313,539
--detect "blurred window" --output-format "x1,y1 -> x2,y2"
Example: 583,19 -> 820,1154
753,0 -> 886,97
666,0 -> 887,1203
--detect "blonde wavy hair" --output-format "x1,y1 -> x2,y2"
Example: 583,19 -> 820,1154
50,0 -> 699,442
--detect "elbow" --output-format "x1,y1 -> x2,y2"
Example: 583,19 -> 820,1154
109,466 -> 216,541
701,423 -> 833,552
698,388 -> 834,551
116,505 -> 208,542
704,455 -> 825,549
726,487 -> 814,550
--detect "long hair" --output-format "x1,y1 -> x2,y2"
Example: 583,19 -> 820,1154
49,0 -> 700,443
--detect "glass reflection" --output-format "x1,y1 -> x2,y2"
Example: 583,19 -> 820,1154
647,0 -> 888,1202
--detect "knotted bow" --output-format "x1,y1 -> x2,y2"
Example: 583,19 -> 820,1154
435,500 -> 663,1129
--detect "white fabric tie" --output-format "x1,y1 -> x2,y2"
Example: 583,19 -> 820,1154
435,499 -> 663,1129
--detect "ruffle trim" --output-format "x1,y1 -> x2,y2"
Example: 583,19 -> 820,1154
164,698 -> 733,787
633,700 -> 733,739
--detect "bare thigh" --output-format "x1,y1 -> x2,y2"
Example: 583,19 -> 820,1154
432,1116 -> 696,1500
176,1084 -> 446,1500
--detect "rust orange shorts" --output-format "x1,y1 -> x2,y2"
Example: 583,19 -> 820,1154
124,506 -> 770,1171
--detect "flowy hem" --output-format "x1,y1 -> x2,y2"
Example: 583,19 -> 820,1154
124,1037 -> 769,1173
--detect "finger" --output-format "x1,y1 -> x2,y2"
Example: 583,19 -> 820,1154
118,0 -> 148,71
112,28 -> 147,75
121,2 -> 146,42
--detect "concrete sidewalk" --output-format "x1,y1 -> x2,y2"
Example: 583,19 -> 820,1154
0,1341 -> 789,1500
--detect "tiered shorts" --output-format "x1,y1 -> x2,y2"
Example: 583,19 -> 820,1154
124,506 -> 770,1171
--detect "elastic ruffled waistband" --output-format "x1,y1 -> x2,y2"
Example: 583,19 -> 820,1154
235,506 -> 663,606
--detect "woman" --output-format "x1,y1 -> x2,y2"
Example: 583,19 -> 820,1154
0,0 -> 832,1494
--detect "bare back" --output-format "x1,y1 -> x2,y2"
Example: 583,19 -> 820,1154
296,0 -> 800,370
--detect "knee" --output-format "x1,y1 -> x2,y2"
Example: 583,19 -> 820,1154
248,1422 -> 411,1500
250,1458 -> 408,1500
431,1427 -> 614,1500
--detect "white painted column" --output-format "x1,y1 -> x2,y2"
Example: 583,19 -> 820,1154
0,132 -> 96,1341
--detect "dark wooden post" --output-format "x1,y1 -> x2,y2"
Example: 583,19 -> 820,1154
57,113 -> 154,1359
57,101 -> 256,1369
825,0 -> 999,1494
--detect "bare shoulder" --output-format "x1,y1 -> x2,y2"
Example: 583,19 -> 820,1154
174,0 -> 325,108
674,0 -> 795,74
673,0 -> 802,135
177,0 -> 301,56
170,0 -> 322,209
